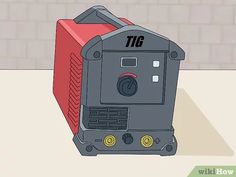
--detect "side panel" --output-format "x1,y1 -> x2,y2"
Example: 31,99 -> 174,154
53,21 -> 83,134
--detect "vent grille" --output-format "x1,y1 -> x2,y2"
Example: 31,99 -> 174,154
68,53 -> 83,128
83,106 -> 128,130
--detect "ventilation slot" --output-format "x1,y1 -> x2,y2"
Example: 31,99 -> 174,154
83,106 -> 128,130
68,53 -> 83,128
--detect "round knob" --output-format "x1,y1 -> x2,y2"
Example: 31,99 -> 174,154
122,133 -> 134,145
117,76 -> 138,97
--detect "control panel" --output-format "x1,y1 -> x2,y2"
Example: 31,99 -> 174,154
100,52 -> 166,104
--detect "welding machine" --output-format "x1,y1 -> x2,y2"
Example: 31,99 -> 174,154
53,5 -> 185,156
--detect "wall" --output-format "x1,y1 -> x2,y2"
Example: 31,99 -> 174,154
0,0 -> 236,69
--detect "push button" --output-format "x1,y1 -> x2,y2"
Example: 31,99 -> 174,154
152,75 -> 159,82
153,60 -> 160,67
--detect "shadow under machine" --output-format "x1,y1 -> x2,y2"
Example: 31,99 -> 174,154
53,6 -> 185,156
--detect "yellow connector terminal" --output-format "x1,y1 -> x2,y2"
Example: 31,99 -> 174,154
104,135 -> 116,147
141,135 -> 153,148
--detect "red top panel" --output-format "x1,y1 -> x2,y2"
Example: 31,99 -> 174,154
58,18 -> 133,46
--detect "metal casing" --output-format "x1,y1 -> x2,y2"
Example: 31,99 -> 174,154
53,5 -> 185,156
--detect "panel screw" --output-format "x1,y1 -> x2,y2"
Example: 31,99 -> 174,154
86,145 -> 93,152
93,51 -> 101,58
166,145 -> 173,152
171,51 -> 178,58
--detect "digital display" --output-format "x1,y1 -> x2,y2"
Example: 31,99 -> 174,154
121,57 -> 137,67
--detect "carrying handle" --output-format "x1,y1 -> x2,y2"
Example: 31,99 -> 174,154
73,5 -> 128,29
